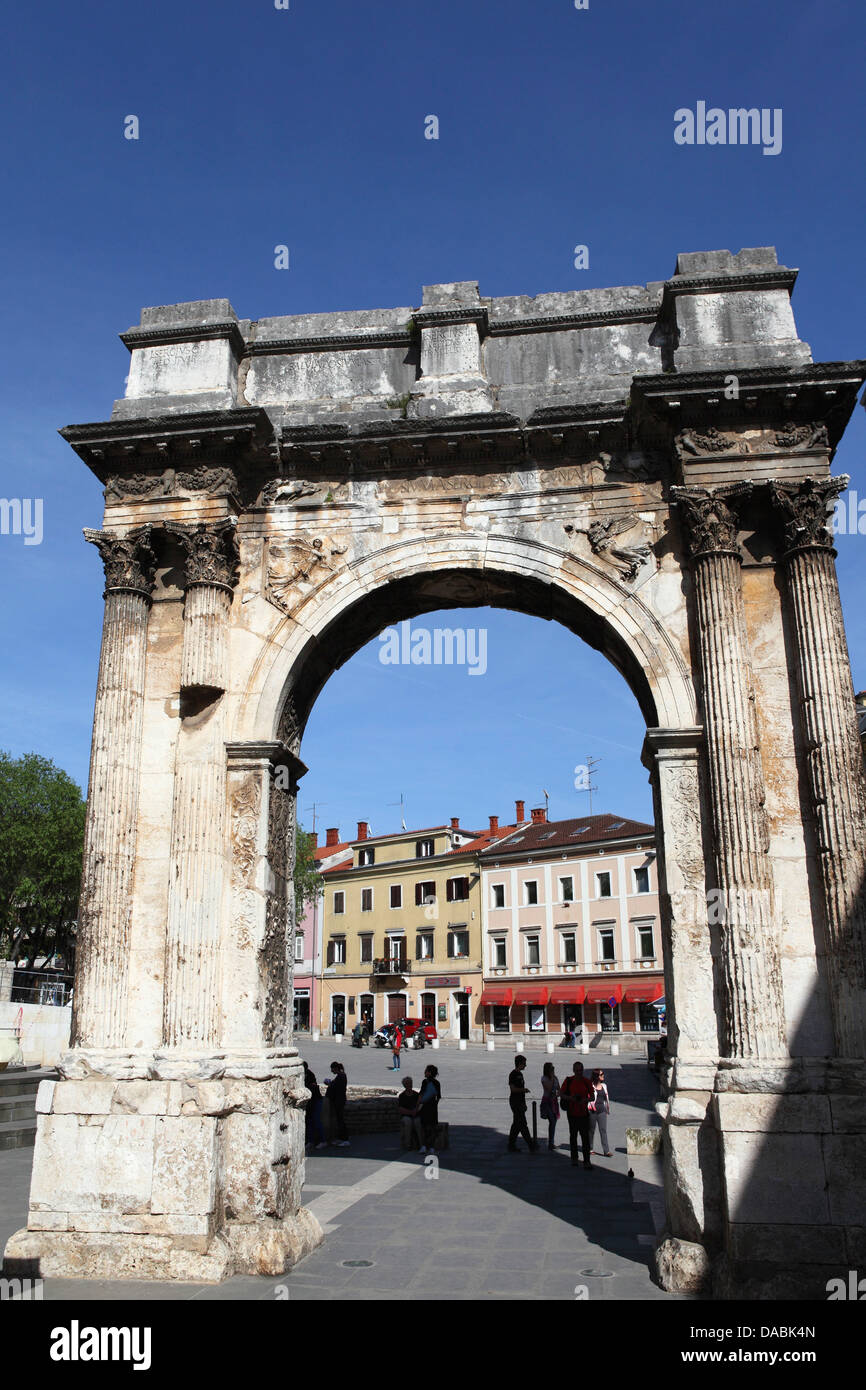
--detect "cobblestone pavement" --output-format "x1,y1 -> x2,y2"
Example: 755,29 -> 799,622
0,1048 -> 682,1301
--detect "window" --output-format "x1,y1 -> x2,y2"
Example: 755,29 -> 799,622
561,932 -> 577,964
559,876 -> 574,903
598,928 -> 615,962
600,1003 -> 621,1032
447,929 -> 469,958
360,935 -> 373,964
492,883 -> 506,909
294,934 -> 305,963
327,938 -> 346,966
524,880 -> 538,906
358,846 -> 375,867
639,1002 -> 661,1032
333,891 -> 345,915
492,1004 -> 511,1033
415,932 -> 434,961
361,888 -> 373,912
415,881 -> 436,906
634,865 -> 651,894
416,838 -> 435,858
446,877 -> 469,902
526,934 -> 540,966
596,871 -> 612,898
386,937 -> 406,968
390,884 -> 402,909
636,923 -> 655,958
492,937 -> 507,968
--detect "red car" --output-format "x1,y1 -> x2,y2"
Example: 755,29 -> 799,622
398,1017 -> 438,1043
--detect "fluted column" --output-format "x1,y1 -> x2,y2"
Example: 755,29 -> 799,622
769,477 -> 866,1057
163,521 -> 238,1049
673,486 -> 787,1060
73,527 -> 156,1048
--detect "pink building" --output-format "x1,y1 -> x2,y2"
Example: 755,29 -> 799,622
479,811 -> 663,1046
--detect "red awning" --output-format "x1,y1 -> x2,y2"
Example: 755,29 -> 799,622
623,981 -> 664,1003
481,987 -> 513,1006
585,983 -> 623,1005
548,985 -> 586,1005
512,986 -> 550,1006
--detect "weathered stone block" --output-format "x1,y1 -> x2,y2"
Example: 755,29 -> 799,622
654,1236 -> 711,1295
728,1221 -> 845,1265
829,1096 -> 866,1133
51,1080 -> 115,1115
151,1117 -> 218,1216
721,1132 -> 829,1225
714,1092 -> 831,1132
824,1135 -> 866,1227
627,1126 -> 662,1155
35,1080 -> 55,1114
112,1081 -> 171,1115
29,1114 -> 156,1214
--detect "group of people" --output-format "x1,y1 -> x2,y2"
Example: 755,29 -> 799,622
508,1057 -> 611,1169
302,1055 -> 613,1168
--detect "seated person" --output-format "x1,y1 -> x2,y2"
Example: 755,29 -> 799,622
397,1076 -> 422,1150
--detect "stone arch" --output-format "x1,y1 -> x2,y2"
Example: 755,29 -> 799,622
234,533 -> 698,747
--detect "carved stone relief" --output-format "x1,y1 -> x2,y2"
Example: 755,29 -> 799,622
265,534 -> 349,614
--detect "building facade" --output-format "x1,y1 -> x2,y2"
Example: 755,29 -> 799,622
293,828 -> 352,1034
480,812 -> 663,1046
319,815 -> 525,1041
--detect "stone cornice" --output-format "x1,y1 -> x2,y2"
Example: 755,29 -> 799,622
120,321 -> 246,355
246,328 -> 413,355
488,306 -> 659,335
414,305 -> 488,332
663,267 -> 798,298
61,409 -> 273,483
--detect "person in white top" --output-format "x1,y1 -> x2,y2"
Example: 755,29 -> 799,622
589,1068 -> 613,1157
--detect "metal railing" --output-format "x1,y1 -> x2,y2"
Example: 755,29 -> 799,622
3,968 -> 73,1007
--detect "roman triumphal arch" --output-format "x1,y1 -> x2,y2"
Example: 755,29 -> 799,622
7,249 -> 866,1296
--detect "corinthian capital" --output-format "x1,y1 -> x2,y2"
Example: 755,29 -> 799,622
169,520 -> 239,592
84,525 -> 156,598
670,483 -> 751,560
767,476 -> 847,557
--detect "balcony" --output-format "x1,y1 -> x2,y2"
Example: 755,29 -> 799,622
371,957 -> 408,977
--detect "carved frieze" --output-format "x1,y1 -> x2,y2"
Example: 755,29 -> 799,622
104,465 -> 238,504
767,477 -> 845,556
259,478 -> 326,507
265,534 -> 348,615
168,520 -> 240,592
773,422 -> 829,451
84,525 -> 157,598
229,775 -> 262,955
676,427 -> 744,459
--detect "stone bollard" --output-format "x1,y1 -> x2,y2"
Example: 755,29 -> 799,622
581,1040 -> 590,1055
312,1030 -> 320,1042
334,1034 -> 343,1044
515,1039 -> 525,1053
486,1040 -> 495,1052
610,1042 -> 620,1056
431,1038 -> 440,1049
545,1042 -> 555,1054
458,1039 -> 468,1051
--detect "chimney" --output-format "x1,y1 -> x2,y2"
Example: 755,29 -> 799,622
310,831 -> 319,849
450,816 -> 460,829
489,815 -> 499,832
531,806 -> 547,824
515,800 -> 525,823
326,827 -> 340,847
357,820 -> 368,841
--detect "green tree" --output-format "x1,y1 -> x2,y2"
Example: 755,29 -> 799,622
294,827 -> 322,922
0,751 -> 86,970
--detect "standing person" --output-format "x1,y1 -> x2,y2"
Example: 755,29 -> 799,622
303,1062 -> 326,1149
560,1060 -> 594,1169
391,1023 -> 403,1071
566,1016 -> 577,1048
589,1068 -> 613,1157
540,1062 -> 561,1150
325,1061 -> 349,1146
417,1064 -> 441,1154
507,1055 -> 538,1153
398,1076 -> 422,1150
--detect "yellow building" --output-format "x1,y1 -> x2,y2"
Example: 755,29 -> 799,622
319,817 -> 494,1041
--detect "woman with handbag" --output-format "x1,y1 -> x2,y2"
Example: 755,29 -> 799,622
540,1062 -> 561,1151
589,1067 -> 613,1157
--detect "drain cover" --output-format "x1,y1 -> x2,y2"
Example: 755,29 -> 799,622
341,1259 -> 374,1268
578,1268 -> 615,1278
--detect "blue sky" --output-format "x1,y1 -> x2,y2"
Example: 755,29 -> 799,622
0,0 -> 864,837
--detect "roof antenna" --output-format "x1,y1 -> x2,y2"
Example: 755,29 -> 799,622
574,756 -> 601,816
388,792 -> 407,831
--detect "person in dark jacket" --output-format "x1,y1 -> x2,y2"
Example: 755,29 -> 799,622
303,1062 -> 326,1148
560,1060 -> 594,1169
417,1064 -> 441,1154
507,1055 -> 538,1152
326,1061 -> 349,1146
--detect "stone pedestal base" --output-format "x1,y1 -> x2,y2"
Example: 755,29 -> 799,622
655,1063 -> 866,1299
2,1062 -> 323,1283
